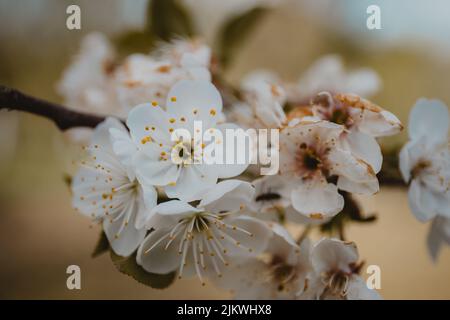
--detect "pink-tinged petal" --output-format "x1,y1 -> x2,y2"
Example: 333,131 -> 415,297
291,178 -> 344,219
409,98 -> 449,144
136,228 -> 181,274
311,238 -> 359,275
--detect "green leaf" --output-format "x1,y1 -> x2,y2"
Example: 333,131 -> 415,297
147,0 -> 194,41
110,250 -> 176,289
92,231 -> 110,258
217,7 -> 268,67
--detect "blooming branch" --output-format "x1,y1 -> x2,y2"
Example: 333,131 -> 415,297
0,85 -> 107,130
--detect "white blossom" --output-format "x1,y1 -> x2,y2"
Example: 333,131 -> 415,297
58,33 -> 120,116
399,98 -> 450,222
72,118 -> 156,256
279,119 -> 379,220
287,55 -> 381,103
301,238 -> 381,300
227,70 -> 287,129
114,41 -> 211,112
215,225 -> 311,299
125,79 -> 247,201
289,92 -> 402,176
136,180 -> 271,285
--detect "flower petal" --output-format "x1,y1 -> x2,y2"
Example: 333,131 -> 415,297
164,165 -> 217,201
220,215 -> 270,258
165,80 -> 223,129
344,130 -> 382,173
409,98 -> 449,144
103,216 -> 146,257
346,275 -> 382,300
199,180 -> 254,212
311,238 -> 359,275
408,179 -> 438,222
291,179 -> 344,219
137,228 -> 181,274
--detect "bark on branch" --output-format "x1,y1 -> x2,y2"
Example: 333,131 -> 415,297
0,85 -> 106,130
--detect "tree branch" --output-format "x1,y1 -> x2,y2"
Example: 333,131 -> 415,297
0,85 -> 106,130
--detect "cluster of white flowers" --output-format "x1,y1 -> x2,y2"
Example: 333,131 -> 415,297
400,99 -> 450,261
59,34 -> 212,142
65,34 -> 408,300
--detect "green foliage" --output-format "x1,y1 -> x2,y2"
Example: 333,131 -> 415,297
110,249 -> 177,289
217,7 -> 268,68
147,0 -> 194,41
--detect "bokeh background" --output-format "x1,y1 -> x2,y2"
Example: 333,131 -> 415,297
0,0 -> 449,299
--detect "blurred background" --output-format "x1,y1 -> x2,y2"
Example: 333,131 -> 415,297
0,0 -> 449,299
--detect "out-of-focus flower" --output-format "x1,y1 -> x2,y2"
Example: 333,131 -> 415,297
71,118 -> 156,256
279,120 -> 378,220
301,238 -> 381,300
227,70 -> 287,129
58,33 -> 122,142
216,225 -> 311,299
125,80 -> 247,200
59,35 -> 213,128
137,180 -> 270,285
58,33 -> 120,116
427,216 -> 450,262
399,98 -> 450,222
115,39 -> 212,111
156,38 -> 212,70
287,55 -> 381,103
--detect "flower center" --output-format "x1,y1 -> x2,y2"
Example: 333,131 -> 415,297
323,270 -> 350,297
330,109 -> 350,126
296,143 -> 325,175
411,159 -> 431,178
144,211 -> 254,286
269,255 -> 296,292
171,139 -> 200,167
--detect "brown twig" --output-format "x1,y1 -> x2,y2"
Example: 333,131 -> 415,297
0,85 -> 106,130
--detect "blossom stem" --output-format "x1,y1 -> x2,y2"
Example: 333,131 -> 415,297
0,85 -> 108,130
